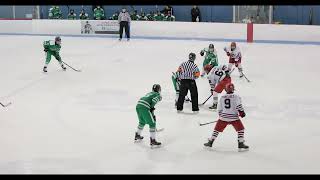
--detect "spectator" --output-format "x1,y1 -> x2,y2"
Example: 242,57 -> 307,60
93,6 -> 105,20
109,11 -> 119,20
161,5 -> 172,16
118,7 -> 131,41
191,5 -> 201,22
48,6 -> 62,19
154,11 -> 165,21
67,9 -> 77,20
130,10 -> 140,20
138,12 -> 148,21
165,11 -> 175,21
79,9 -> 89,20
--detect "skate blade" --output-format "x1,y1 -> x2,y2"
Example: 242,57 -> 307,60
134,139 -> 143,143
150,144 -> 161,149
238,148 -> 249,152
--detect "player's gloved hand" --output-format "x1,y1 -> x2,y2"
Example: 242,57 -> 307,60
44,48 -> 48,52
200,51 -> 204,56
239,111 -> 246,118
210,89 -> 214,94
150,107 -> 155,113
153,115 -> 156,122
227,52 -> 231,56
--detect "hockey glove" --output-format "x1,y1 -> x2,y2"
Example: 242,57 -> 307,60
200,51 -> 204,56
150,107 -> 155,113
239,111 -> 246,118
44,48 -> 48,52
210,89 -> 214,94
227,52 -> 231,56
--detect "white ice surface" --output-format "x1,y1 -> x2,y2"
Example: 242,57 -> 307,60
0,35 -> 320,174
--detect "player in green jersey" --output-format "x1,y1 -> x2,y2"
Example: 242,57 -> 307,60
135,84 -> 162,148
42,36 -> 66,72
200,44 -> 219,77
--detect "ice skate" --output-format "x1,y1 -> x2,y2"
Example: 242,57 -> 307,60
238,141 -> 249,151
209,103 -> 217,110
43,66 -> 47,73
134,132 -> 144,142
150,138 -> 161,148
204,139 -> 214,148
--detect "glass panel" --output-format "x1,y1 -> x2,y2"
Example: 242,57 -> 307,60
235,6 -> 270,24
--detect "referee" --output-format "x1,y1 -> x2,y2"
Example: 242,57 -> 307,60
176,52 -> 200,113
118,8 -> 131,41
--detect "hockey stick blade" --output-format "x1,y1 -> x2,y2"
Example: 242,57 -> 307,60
0,102 -> 12,107
62,61 -> 82,72
199,121 -> 217,126
156,128 -> 164,132
242,74 -> 251,82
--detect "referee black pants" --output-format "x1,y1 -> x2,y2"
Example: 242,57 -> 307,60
177,79 -> 199,111
119,21 -> 130,39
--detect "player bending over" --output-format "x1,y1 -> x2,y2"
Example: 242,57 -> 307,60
204,64 -> 231,110
200,44 -> 219,77
43,36 -> 66,72
204,83 -> 249,151
135,84 -> 162,148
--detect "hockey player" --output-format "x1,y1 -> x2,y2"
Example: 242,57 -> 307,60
93,6 -> 105,20
130,10 -> 140,21
204,64 -> 231,110
146,11 -> 155,21
109,11 -> 119,20
172,72 -> 190,107
200,44 -> 219,77
204,83 -> 249,151
165,11 -> 175,21
138,12 -> 148,21
48,6 -> 62,19
42,36 -> 66,73
79,9 -> 89,20
135,84 -> 162,148
223,42 -> 244,78
154,11 -> 165,21
67,9 -> 77,20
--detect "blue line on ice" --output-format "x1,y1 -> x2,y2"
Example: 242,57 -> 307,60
0,32 -> 320,46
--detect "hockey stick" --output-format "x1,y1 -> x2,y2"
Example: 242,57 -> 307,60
242,73 -> 251,82
156,128 -> 164,132
199,94 -> 212,106
61,61 -> 81,72
199,120 -> 217,126
0,102 -> 12,107
229,67 -> 235,75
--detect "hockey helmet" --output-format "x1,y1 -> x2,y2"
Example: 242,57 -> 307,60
152,84 -> 161,93
55,36 -> 61,45
209,44 -> 214,52
225,83 -> 235,94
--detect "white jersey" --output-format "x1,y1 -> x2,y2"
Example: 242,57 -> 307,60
218,93 -> 244,122
224,46 -> 242,61
207,65 -> 227,89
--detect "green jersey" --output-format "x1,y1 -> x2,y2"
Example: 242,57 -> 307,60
94,8 -> 105,20
154,14 -> 165,21
165,15 -> 175,21
139,15 -> 148,21
48,7 -> 62,19
130,14 -> 140,20
43,40 -> 61,53
110,14 -> 119,20
201,48 -> 219,67
67,13 -> 77,20
147,13 -> 155,21
79,13 -> 89,20
137,92 -> 162,110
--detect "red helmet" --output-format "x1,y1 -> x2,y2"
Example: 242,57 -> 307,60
204,64 -> 213,74
225,83 -> 235,94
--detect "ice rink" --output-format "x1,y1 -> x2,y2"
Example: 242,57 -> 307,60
0,35 -> 320,174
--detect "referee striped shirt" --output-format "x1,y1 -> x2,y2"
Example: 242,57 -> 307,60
177,60 -> 200,80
